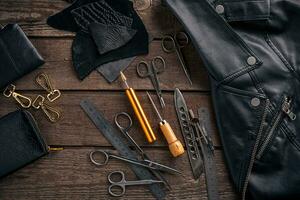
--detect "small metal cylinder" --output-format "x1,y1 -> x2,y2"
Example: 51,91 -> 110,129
125,88 -> 156,143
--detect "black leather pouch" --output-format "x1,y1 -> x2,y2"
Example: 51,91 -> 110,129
0,24 -> 45,89
0,110 -> 49,178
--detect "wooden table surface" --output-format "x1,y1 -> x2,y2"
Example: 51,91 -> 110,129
0,1 -> 239,199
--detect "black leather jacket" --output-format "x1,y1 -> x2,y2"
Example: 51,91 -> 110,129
165,0 -> 300,199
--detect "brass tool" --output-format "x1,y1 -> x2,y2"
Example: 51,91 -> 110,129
36,73 -> 61,102
146,92 -> 185,157
32,95 -> 60,123
3,84 -> 32,108
120,72 -> 156,143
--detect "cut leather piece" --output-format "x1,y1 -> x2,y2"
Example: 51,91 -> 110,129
47,0 -> 133,32
97,56 -> 136,83
71,0 -> 149,80
89,23 -> 137,55
96,35 -> 153,83
71,0 -> 133,32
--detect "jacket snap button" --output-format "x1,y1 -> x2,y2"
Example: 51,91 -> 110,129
251,98 -> 260,107
215,5 -> 225,14
247,56 -> 257,66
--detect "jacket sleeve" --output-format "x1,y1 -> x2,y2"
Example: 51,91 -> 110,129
165,0 -> 262,84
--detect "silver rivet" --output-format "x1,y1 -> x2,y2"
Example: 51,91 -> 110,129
247,56 -> 257,66
251,98 -> 260,107
215,5 -> 225,14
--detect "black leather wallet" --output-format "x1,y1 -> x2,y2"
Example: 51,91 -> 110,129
0,24 -> 45,89
0,110 -> 49,178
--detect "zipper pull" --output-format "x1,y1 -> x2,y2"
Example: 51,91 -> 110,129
282,98 -> 296,120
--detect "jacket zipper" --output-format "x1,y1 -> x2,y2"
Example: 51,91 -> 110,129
241,99 -> 270,200
256,97 -> 296,159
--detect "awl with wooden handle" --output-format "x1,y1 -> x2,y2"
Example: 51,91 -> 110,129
146,92 -> 185,157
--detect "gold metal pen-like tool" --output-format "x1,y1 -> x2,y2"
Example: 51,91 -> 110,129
120,72 -> 157,143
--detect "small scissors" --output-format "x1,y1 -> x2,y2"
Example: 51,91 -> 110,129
108,171 -> 164,197
136,56 -> 166,108
162,32 -> 192,85
90,150 -> 182,175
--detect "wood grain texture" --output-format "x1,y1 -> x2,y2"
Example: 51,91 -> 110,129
0,0 -> 238,199
0,0 -> 181,38
0,91 -> 219,147
0,148 -> 239,200
12,39 -> 210,91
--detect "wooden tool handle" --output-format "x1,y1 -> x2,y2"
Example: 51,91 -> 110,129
160,120 -> 185,157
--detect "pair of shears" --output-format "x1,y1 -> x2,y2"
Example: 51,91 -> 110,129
162,31 -> 192,85
90,112 -> 181,174
108,170 -> 164,197
90,150 -> 182,175
136,56 -> 166,108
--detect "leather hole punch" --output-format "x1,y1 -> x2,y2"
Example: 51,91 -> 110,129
32,95 -> 61,123
3,84 -> 32,108
36,73 -> 61,102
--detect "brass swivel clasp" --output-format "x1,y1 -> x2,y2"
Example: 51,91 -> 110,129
32,95 -> 60,123
3,84 -> 32,108
36,73 -> 61,102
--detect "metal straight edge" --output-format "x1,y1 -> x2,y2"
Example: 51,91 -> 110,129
80,100 -> 166,199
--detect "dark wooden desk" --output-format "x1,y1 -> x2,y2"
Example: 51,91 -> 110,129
0,1 -> 239,199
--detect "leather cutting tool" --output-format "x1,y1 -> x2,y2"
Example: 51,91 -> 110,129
108,171 -> 164,197
90,150 -> 181,175
114,112 -> 172,190
147,92 -> 185,157
137,56 -> 166,108
80,100 -> 166,199
174,88 -> 203,179
120,72 -> 156,143
189,108 -> 220,200
162,32 -> 192,85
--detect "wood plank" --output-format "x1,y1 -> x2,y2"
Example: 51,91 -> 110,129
0,148 -> 239,200
0,0 -> 180,38
0,91 -> 220,147
12,39 -> 209,91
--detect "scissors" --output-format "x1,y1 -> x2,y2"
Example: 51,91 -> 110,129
114,112 -> 178,190
136,56 -> 166,108
161,32 -> 192,85
90,150 -> 182,175
108,171 -> 164,197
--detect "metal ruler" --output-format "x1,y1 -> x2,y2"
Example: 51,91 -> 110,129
196,107 -> 220,200
80,100 -> 166,200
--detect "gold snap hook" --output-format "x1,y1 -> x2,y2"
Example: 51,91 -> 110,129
36,73 -> 54,92
47,89 -> 61,102
32,95 -> 45,109
33,95 -> 60,123
3,84 -> 32,108
41,103 -> 60,123
36,73 -> 61,102
3,84 -> 16,97
12,92 -> 32,108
